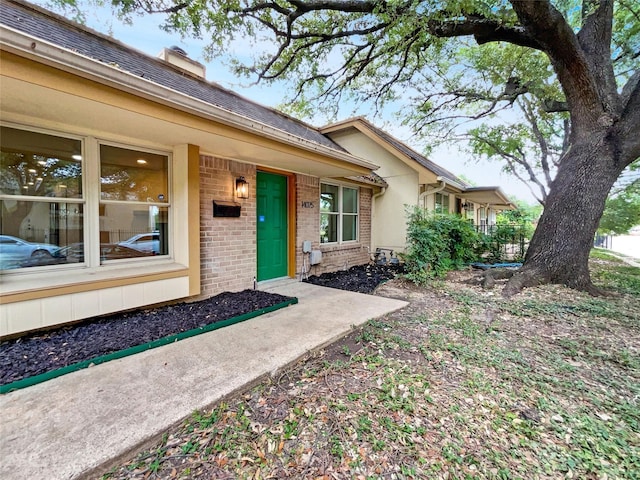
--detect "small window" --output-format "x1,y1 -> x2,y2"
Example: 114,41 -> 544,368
434,192 -> 450,214
320,183 -> 359,244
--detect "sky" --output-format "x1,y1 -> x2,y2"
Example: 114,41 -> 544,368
33,1 -> 540,204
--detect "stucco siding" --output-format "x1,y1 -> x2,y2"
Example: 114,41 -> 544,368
327,130 -> 418,252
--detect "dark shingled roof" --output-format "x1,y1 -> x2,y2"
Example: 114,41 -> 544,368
0,0 -> 345,153
362,122 -> 468,187
346,172 -> 388,188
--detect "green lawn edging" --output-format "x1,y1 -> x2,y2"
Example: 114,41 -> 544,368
0,297 -> 298,394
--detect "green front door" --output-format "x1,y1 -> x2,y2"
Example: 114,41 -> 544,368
257,171 -> 288,281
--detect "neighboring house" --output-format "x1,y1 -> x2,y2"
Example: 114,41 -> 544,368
0,0 -> 382,337
321,118 -> 514,252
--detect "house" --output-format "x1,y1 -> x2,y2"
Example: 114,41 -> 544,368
0,0 -> 383,337
321,118 -> 514,253
0,0 -> 514,339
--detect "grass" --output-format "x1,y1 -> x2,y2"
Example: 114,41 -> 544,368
101,252 -> 639,479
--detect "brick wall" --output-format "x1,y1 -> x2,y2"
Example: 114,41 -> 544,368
196,164 -> 374,296
295,174 -> 320,278
198,155 -> 256,298
296,178 -> 372,277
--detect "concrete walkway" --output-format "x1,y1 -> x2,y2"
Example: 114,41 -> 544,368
0,281 -> 407,480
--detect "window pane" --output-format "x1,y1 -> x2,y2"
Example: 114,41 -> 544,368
320,184 -> 339,213
0,127 -> 82,198
343,187 -> 358,214
342,215 -> 357,242
99,203 -> 169,261
320,213 -> 337,243
0,200 -> 83,270
435,193 -> 450,214
100,145 -> 168,203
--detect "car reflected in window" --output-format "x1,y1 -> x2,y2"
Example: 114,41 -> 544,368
118,232 -> 161,254
0,235 -> 61,270
52,243 -> 156,263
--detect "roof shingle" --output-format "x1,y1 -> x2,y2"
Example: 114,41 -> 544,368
0,0 -> 346,153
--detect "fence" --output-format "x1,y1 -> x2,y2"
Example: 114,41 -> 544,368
475,223 -> 530,262
593,234 -> 612,249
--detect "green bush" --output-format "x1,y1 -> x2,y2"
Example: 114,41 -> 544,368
402,207 -> 482,283
479,223 -> 529,263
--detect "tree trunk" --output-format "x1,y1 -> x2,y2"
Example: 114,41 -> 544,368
503,128 -> 625,297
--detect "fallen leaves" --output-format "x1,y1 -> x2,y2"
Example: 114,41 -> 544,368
101,259 -> 640,480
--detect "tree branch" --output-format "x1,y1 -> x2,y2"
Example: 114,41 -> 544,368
520,98 -> 554,188
619,70 -> 640,164
425,17 -> 542,50
542,99 -> 569,113
509,0 -> 604,132
577,0 -> 619,113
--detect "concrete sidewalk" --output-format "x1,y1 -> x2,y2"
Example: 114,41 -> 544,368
0,281 -> 407,480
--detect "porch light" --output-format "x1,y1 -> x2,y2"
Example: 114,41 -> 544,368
235,176 -> 249,199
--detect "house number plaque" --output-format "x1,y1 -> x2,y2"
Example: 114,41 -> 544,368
301,201 -> 314,208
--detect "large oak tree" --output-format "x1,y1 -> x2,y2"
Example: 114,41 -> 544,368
100,0 -> 638,294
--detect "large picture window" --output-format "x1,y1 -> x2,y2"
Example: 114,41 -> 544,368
99,145 -> 170,259
0,125 -> 171,271
0,127 -> 84,270
320,183 -> 358,244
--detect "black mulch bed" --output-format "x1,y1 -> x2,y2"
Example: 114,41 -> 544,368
0,289 -> 293,387
303,262 -> 404,294
1,263 -> 402,389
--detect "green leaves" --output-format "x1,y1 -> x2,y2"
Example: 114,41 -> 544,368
402,206 -> 482,282
598,190 -> 640,235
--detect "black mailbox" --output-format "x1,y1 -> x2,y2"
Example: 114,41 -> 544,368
213,200 -> 241,217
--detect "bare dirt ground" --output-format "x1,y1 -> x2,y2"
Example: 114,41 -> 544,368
100,255 -> 639,479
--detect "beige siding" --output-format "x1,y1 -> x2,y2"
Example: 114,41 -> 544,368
327,130 -> 418,252
0,277 -> 190,337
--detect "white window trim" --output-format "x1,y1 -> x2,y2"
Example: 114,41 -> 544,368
97,139 -> 173,263
320,181 -> 360,245
434,192 -> 450,214
0,123 -> 173,275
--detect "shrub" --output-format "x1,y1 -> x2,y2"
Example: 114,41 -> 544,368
479,223 -> 529,263
402,207 -> 482,283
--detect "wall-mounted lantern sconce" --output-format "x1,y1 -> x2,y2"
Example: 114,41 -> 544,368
235,176 -> 249,199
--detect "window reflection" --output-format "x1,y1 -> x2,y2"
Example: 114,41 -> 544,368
0,127 -> 82,198
320,183 -> 359,244
99,144 -> 170,261
0,128 -> 172,270
1,127 -> 84,270
100,145 -> 168,203
0,200 -> 83,269
99,203 -> 169,262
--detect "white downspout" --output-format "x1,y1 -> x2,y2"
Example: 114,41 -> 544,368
371,187 -> 386,254
418,176 -> 447,208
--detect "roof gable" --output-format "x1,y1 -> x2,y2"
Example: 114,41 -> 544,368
322,117 -> 467,188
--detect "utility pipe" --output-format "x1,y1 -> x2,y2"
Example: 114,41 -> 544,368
418,176 -> 447,208
370,186 -> 386,255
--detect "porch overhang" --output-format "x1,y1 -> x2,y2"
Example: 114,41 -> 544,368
462,187 -> 515,210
